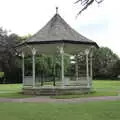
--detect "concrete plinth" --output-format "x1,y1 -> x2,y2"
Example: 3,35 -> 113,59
23,86 -> 91,96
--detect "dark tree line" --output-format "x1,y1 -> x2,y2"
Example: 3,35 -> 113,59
93,47 -> 120,79
0,28 -> 22,83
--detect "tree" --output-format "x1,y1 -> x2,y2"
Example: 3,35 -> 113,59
75,0 -> 104,15
112,60 -> 120,78
0,28 -> 22,83
93,47 -> 120,79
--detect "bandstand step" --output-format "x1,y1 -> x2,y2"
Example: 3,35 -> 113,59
23,87 -> 91,96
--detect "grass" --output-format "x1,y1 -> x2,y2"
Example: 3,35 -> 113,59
0,81 -> 120,120
0,84 -> 32,98
93,80 -> 120,90
0,101 -> 120,120
0,84 -> 22,92
0,80 -> 120,98
0,92 -> 33,98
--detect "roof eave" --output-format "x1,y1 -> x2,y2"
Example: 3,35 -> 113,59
25,40 -> 99,48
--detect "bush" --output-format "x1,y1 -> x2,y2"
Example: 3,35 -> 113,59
0,72 -> 4,78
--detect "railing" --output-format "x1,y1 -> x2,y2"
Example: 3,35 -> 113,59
23,76 -> 92,87
56,77 -> 91,87
24,76 -> 33,86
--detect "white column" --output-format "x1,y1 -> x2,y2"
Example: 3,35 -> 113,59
32,48 -> 36,87
75,55 -> 78,81
85,49 -> 89,87
60,46 -> 64,86
90,52 -> 93,87
22,52 -> 25,87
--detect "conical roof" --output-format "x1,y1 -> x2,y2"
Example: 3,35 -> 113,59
26,13 -> 98,47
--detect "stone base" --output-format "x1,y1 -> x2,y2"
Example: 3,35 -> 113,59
23,86 -> 91,95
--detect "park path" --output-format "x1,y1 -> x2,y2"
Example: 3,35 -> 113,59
0,96 -> 120,103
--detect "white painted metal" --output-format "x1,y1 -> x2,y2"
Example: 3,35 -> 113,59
60,46 -> 64,86
56,7 -> 58,14
85,49 -> 90,87
24,76 -> 33,86
75,55 -> 78,81
32,48 -> 36,87
22,52 -> 25,87
90,52 -> 93,87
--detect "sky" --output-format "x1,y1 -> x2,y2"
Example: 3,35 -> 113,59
0,0 -> 119,57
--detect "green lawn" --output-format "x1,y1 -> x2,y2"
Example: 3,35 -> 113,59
0,101 -> 120,120
93,80 -> 120,90
0,80 -> 120,98
0,84 -> 22,92
0,81 -> 120,120
0,84 -> 32,98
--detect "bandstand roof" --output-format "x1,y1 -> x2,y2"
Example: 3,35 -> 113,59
18,10 -> 98,54
25,13 -> 98,47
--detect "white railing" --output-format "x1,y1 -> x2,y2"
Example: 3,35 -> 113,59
24,76 -> 33,86
56,77 -> 91,87
23,76 -> 92,87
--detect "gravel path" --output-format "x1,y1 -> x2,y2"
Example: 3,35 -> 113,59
0,96 -> 120,103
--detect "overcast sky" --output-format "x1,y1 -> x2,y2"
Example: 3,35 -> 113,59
0,0 -> 119,57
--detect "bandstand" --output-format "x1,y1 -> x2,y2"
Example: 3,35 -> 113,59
17,8 -> 98,95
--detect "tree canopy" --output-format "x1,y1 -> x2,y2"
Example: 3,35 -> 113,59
0,28 -> 22,83
93,47 -> 120,79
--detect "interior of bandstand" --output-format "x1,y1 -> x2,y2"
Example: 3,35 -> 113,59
22,47 -> 93,88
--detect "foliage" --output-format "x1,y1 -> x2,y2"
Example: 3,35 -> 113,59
0,72 -> 4,78
75,0 -> 104,15
112,60 -> 120,78
93,47 -> 120,79
24,54 -> 71,82
0,28 -> 22,83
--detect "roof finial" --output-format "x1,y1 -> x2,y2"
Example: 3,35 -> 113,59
56,7 -> 58,14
